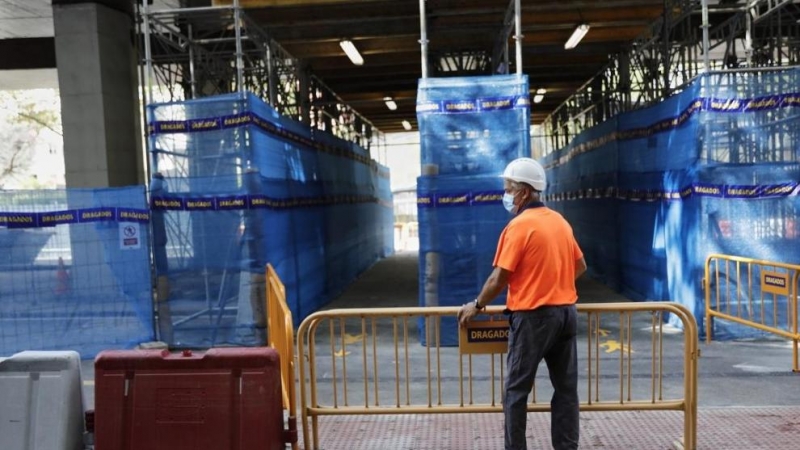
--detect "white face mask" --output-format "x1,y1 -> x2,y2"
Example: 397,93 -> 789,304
502,192 -> 517,214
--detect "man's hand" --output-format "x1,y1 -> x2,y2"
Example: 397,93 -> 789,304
458,267 -> 509,327
458,301 -> 480,327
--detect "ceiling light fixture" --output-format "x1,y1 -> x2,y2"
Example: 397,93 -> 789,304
533,88 -> 547,104
564,24 -> 590,50
339,39 -> 364,66
384,96 -> 398,111
402,120 -> 412,131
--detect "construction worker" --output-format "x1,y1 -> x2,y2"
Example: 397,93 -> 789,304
457,157 -> 587,450
150,172 -> 174,344
55,256 -> 71,296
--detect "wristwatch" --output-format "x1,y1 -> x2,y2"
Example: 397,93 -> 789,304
473,299 -> 485,310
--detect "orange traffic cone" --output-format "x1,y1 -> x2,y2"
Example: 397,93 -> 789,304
55,257 -> 71,295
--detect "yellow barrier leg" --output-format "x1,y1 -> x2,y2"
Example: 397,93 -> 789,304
312,415 -> 320,450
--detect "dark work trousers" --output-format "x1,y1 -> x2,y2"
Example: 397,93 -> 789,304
504,304 -> 579,450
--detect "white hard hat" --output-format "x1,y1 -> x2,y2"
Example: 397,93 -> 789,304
501,158 -> 546,192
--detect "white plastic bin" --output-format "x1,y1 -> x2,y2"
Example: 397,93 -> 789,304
0,351 -> 85,450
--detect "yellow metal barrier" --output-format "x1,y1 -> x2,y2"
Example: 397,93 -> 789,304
704,253 -> 800,372
265,264 -> 298,450
297,302 -> 698,450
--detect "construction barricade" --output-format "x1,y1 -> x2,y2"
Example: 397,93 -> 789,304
704,253 -> 800,371
296,302 -> 699,450
265,263 -> 298,449
93,347 -> 289,450
0,351 -> 86,450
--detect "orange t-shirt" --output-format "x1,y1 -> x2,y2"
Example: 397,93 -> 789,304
493,205 -> 584,311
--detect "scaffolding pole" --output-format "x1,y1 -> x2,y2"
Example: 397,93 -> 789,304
142,0 -> 154,106
233,0 -> 244,92
513,0 -> 522,76
419,0 -> 429,78
702,0 -> 711,72
188,23 -> 197,98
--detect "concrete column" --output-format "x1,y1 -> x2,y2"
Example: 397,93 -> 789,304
51,2 -> 151,344
53,0 -> 143,187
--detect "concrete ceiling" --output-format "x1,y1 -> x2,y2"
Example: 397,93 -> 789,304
239,0 -> 670,131
0,0 -> 180,90
0,1 -> 182,37
0,0 -> 53,38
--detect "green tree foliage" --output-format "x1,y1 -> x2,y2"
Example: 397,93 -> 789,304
0,90 -> 62,189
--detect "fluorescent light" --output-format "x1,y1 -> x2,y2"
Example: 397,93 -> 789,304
402,120 -> 412,131
339,40 -> 364,66
533,88 -> 546,104
383,96 -> 398,111
564,24 -> 590,50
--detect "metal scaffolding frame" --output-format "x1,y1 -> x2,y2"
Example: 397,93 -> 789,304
537,0 -> 800,157
138,1 -> 390,344
701,67 -> 800,165
699,67 -> 800,244
308,74 -> 387,153
137,0 -> 386,162
419,0 -> 524,78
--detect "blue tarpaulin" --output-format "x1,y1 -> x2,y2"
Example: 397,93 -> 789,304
0,187 -> 154,357
147,92 -> 394,347
542,69 -> 800,339
416,75 -> 531,345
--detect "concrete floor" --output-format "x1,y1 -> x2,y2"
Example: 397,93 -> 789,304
318,251 -> 800,408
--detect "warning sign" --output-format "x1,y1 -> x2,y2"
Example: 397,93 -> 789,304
761,270 -> 789,296
459,320 -> 510,355
119,222 -> 141,250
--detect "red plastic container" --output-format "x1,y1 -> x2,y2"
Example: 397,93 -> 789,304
94,348 -> 284,450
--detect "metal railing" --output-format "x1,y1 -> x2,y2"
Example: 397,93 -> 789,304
265,264 -> 298,449
704,253 -> 800,372
297,302 -> 698,450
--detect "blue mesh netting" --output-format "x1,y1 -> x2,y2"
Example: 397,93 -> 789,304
416,75 -> 530,345
0,187 -> 154,358
417,75 -> 531,176
147,92 -> 393,348
543,68 -> 800,339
